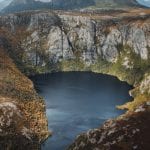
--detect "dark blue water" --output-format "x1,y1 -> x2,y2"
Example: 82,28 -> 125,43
31,72 -> 132,150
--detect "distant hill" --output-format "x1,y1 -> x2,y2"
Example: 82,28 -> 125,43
1,0 -> 143,14
0,0 -> 12,11
1,0 -> 52,13
92,0 -> 142,9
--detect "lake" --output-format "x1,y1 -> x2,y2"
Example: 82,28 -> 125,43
30,72 -> 132,150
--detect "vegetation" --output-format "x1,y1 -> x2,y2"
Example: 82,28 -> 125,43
0,48 -> 50,148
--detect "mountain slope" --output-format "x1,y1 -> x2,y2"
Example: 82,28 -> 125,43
92,0 -> 141,9
1,0 -> 143,14
0,0 -> 12,11
1,0 -> 52,13
0,47 -> 49,149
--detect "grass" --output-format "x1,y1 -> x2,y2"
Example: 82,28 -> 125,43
59,59 -> 86,72
117,94 -> 149,111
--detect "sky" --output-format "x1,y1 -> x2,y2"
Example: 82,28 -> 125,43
0,0 -> 150,7
137,0 -> 150,6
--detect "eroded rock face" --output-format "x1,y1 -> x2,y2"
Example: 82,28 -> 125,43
140,74 -> 150,94
47,26 -> 74,63
125,27 -> 148,60
0,101 -> 23,130
0,11 -> 149,70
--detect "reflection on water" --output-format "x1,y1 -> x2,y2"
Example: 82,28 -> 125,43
30,72 -> 132,150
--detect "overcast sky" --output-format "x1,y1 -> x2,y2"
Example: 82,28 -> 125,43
137,0 -> 150,6
0,0 -> 150,7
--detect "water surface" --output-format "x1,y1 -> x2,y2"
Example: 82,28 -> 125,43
31,72 -> 132,150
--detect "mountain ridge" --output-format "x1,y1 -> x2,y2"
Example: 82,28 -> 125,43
1,0 -> 144,14
0,0 -> 12,11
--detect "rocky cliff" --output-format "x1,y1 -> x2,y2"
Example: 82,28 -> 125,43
0,9 -> 149,82
0,8 -> 150,149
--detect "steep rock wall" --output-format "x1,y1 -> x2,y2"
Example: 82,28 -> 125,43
0,11 -> 149,74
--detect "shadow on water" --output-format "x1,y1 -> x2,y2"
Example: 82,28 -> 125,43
30,72 -> 133,150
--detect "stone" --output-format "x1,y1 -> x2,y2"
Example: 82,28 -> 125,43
135,106 -> 145,113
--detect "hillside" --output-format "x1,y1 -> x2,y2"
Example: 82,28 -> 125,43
1,0 -> 143,14
89,0 -> 141,9
0,43 -> 49,149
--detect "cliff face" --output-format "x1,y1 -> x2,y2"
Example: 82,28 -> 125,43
55,12 -> 149,63
0,9 -> 150,149
0,10 -> 149,82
